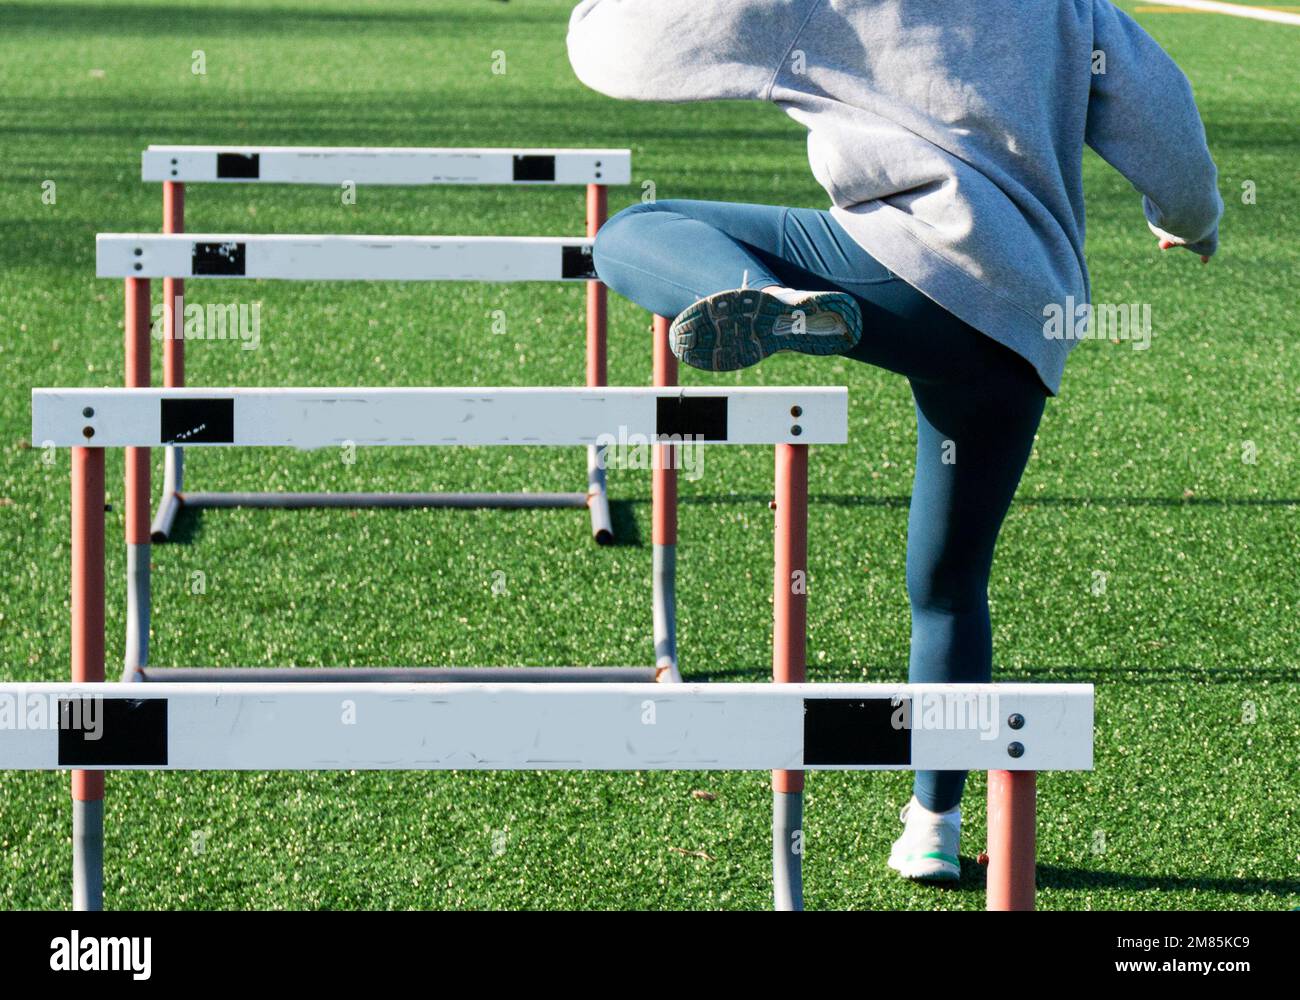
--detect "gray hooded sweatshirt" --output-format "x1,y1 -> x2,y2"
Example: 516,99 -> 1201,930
567,0 -> 1223,394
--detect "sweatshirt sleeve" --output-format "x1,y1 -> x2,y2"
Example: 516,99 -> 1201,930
1086,1 -> 1223,256
567,0 -> 803,103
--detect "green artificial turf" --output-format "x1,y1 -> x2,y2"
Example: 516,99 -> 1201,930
0,0 -> 1296,910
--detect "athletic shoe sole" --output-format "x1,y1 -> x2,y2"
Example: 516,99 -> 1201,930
668,288 -> 862,372
887,849 -> 961,881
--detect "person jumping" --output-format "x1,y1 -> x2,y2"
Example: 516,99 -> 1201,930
568,0 -> 1221,882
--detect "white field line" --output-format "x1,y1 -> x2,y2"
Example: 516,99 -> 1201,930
1134,0 -> 1300,25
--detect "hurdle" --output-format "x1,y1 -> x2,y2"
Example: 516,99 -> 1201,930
19,384 -> 1094,911
126,146 -> 683,681
102,232 -> 618,679
132,144 -> 630,543
2,682 -> 1091,909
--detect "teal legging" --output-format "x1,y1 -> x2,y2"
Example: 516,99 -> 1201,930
595,200 -> 1047,812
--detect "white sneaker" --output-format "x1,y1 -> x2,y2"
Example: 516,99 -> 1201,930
887,797 -> 962,881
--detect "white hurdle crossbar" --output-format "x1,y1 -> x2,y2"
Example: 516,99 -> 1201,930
0,683 -> 1093,772
97,233 -> 596,283
34,384 -> 857,911
141,145 -> 631,186
129,145 -> 629,558
35,386 -> 845,449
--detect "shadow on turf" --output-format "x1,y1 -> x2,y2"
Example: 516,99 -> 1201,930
889,863 -> 1300,905
1000,664 -> 1299,683
163,506 -> 205,547
0,1 -> 557,35
682,663 -> 1300,684
1036,864 -> 1300,901
0,105 -> 798,159
607,499 -> 643,546
680,493 -> 1300,509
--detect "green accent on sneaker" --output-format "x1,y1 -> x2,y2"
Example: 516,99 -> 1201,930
899,851 -> 960,866
668,287 -> 863,372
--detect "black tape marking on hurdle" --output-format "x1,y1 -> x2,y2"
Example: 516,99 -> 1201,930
58,698 -> 169,767
191,241 -> 246,276
512,154 -> 556,182
216,152 -> 260,179
655,396 -> 728,442
50,695 -> 913,768
802,698 -> 912,766
160,398 -> 235,445
561,244 -> 598,280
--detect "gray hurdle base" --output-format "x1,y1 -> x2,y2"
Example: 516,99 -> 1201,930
130,144 -> 630,564
134,667 -> 657,683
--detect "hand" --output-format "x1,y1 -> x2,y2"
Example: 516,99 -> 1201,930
1159,239 -> 1211,265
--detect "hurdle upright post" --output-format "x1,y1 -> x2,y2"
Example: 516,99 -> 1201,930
986,770 -> 1037,910
586,182 -> 614,544
162,180 -> 183,390
123,277 -> 151,679
153,181 -> 184,542
71,445 -> 106,911
772,441 -> 809,910
652,315 -> 679,683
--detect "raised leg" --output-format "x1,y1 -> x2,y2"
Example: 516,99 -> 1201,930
71,446 -> 106,910
772,442 -> 808,910
152,179 -> 185,542
652,314 -> 679,683
123,277 -> 151,681
986,769 -> 1036,910
586,183 -> 614,544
